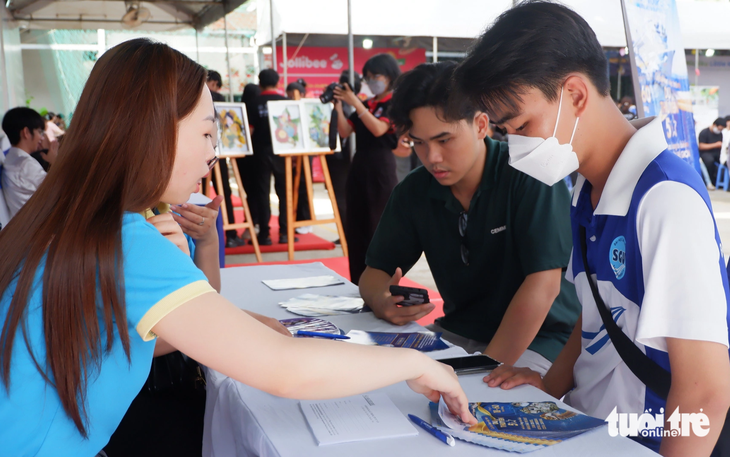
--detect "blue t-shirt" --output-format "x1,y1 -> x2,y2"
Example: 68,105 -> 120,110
0,212 -> 214,456
564,117 -> 730,451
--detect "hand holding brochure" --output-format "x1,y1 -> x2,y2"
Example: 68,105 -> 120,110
431,399 -> 605,453
300,393 -> 417,446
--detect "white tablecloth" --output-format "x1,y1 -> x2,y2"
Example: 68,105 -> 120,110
203,263 -> 656,457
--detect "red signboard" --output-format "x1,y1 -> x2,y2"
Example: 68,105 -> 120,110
274,46 -> 426,98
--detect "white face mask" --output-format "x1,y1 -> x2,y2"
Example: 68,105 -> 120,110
367,79 -> 387,96
712,126 -> 722,134
507,87 -> 580,186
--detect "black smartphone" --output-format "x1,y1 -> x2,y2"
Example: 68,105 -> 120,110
438,355 -> 501,375
389,285 -> 430,307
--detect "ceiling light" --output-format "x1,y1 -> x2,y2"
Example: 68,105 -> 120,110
706,49 -> 716,57
362,38 -> 373,50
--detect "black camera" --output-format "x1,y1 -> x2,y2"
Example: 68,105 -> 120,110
320,82 -> 343,104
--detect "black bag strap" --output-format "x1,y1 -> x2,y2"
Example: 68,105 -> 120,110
579,225 -> 671,400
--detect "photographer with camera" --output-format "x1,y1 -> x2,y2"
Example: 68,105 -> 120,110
332,54 -> 401,284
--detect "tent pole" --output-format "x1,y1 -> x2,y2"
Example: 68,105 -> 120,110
195,28 -> 200,62
270,0 -> 276,70
432,36 -> 438,63
695,49 -> 699,87
283,31 -> 287,86
223,2 -> 233,102
0,3 -> 8,112
347,0 -> 355,158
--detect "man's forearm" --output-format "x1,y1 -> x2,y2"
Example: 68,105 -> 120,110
542,315 -> 581,398
483,269 -> 561,365
358,266 -> 391,316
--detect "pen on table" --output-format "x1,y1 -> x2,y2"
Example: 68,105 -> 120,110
296,330 -> 350,340
408,414 -> 455,447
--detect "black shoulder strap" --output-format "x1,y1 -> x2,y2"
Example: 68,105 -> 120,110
579,225 -> 671,400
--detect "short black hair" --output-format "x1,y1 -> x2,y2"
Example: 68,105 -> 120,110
258,69 -> 280,88
339,70 -> 362,95
714,117 -> 726,127
390,62 -> 478,133
362,54 -> 401,90
2,107 -> 45,146
453,1 -> 609,121
286,82 -> 305,95
207,70 -> 223,88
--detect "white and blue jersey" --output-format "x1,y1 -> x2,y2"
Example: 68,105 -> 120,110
564,117 -> 730,451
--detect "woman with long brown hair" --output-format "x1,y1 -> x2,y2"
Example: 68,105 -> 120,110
0,39 -> 474,455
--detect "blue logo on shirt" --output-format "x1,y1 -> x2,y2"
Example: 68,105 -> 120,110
610,236 -> 626,280
582,307 -> 626,354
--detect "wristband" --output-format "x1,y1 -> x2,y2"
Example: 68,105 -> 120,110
358,109 -> 368,118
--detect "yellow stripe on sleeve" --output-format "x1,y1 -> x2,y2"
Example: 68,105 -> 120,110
136,280 -> 216,341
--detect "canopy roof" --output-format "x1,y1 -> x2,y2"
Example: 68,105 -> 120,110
7,0 -> 247,31
257,0 -> 730,50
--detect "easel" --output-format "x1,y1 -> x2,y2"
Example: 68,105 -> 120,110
283,151 -> 348,261
209,155 -> 262,262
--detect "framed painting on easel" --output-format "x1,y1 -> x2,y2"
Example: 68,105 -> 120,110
214,102 -> 252,157
267,100 -> 308,154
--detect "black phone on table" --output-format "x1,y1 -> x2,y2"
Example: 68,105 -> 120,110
389,285 -> 430,307
438,355 -> 501,375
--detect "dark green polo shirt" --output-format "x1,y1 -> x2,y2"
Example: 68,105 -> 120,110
366,137 -> 580,362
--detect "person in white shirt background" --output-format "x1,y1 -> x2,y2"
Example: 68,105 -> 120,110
1,107 -> 58,218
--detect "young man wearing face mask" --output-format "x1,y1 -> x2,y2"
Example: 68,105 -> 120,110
359,62 -> 581,375
454,3 -> 730,455
699,118 -> 726,184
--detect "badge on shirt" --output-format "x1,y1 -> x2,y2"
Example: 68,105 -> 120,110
610,236 -> 626,280
373,107 -> 384,118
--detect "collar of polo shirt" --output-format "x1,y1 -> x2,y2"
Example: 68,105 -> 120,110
571,116 -> 667,217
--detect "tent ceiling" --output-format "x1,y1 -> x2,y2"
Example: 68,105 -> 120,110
7,0 -> 247,31
257,0 -> 730,51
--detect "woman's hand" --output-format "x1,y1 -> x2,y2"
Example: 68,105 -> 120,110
333,83 -> 361,109
170,195 -> 223,245
407,357 -> 477,425
244,310 -> 292,337
483,365 -> 546,391
146,212 -> 190,256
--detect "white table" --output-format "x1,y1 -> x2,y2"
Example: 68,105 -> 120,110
203,263 -> 656,457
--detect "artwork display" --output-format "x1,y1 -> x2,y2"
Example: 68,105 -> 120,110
214,103 -> 252,157
268,100 -> 340,154
302,100 -> 340,153
267,100 -> 307,154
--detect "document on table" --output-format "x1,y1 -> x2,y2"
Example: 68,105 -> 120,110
261,275 -> 344,291
279,294 -> 364,316
300,393 -> 418,446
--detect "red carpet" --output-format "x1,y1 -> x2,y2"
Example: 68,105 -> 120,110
224,212 -> 335,255
226,256 -> 445,326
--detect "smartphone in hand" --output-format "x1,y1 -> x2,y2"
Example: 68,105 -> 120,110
389,285 -> 430,307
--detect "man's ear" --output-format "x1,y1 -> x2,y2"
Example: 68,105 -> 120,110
20,127 -> 32,141
474,112 -> 490,140
564,74 -> 589,118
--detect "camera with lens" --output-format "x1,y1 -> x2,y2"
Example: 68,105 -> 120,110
320,82 -> 343,104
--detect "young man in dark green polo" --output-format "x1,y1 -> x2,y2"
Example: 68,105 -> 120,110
359,62 -> 580,374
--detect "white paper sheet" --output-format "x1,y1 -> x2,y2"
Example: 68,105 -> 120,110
262,275 -> 344,291
279,294 -> 364,316
300,393 -> 418,446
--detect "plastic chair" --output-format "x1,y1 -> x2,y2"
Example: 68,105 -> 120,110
716,162 -> 729,191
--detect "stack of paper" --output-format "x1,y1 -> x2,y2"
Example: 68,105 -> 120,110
262,276 -> 344,291
300,393 -> 418,446
279,294 -> 364,316
345,330 -> 449,352
279,317 -> 343,335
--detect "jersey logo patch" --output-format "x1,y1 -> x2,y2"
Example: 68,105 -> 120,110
610,236 -> 626,280
373,107 -> 383,118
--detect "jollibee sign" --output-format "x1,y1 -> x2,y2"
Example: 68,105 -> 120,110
274,46 -> 427,98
